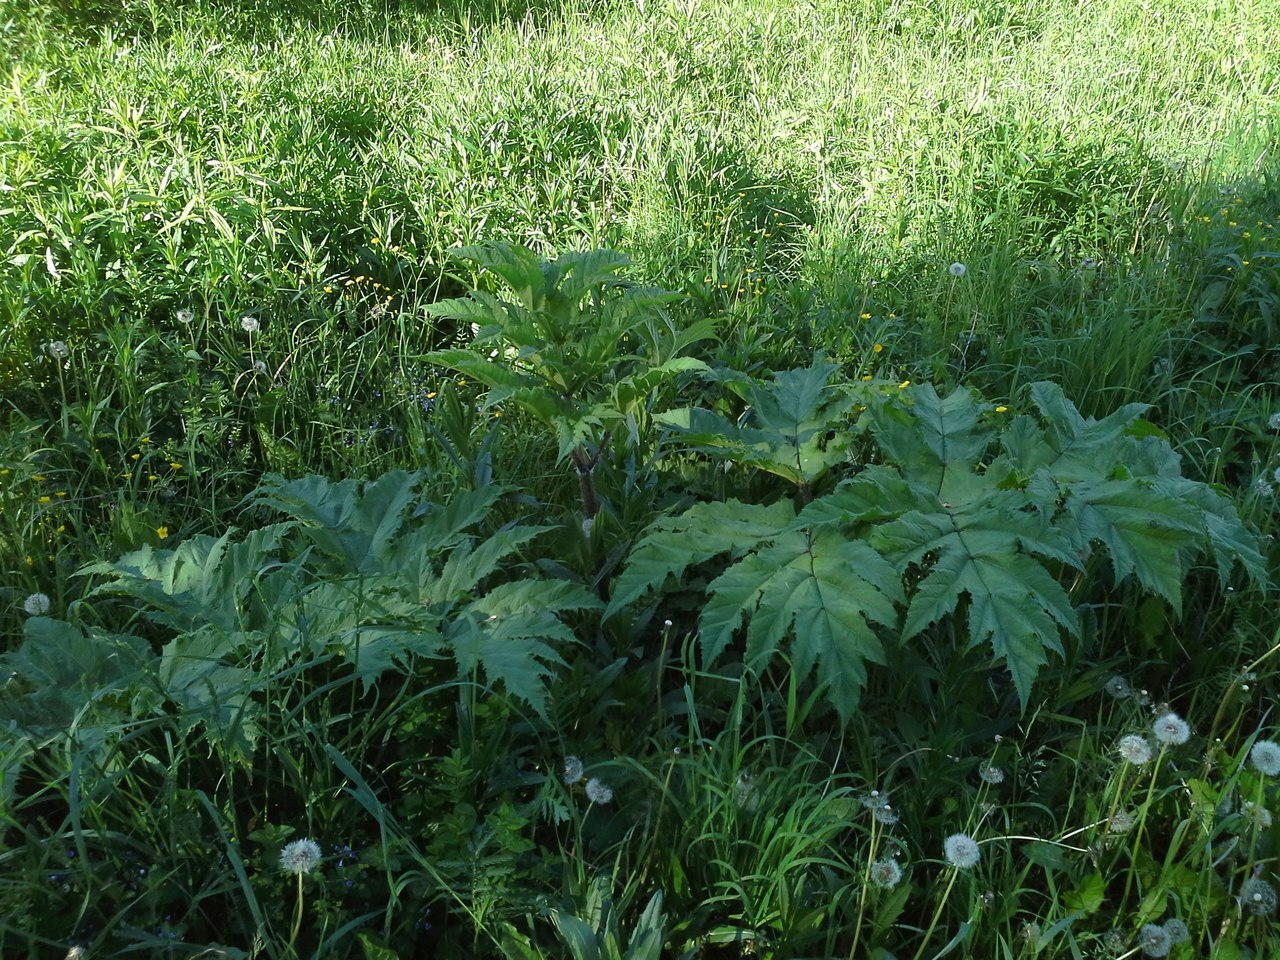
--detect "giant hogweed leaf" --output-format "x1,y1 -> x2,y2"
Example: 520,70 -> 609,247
700,526 -> 902,717
543,248 -> 632,303
78,524 -> 294,633
446,242 -> 547,311
1054,478 -> 1207,614
605,499 -> 796,616
158,626 -> 260,757
611,356 -> 711,412
422,348 -> 548,395
428,526 -> 552,603
0,618 -> 151,730
872,384 -> 993,494
874,490 -> 1081,704
251,471 -> 421,574
446,603 -> 575,720
1003,382 -> 1150,481
657,362 -> 855,486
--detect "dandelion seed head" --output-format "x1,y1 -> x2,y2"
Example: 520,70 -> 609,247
1242,800 -> 1273,830
176,308 -> 194,324
943,832 -> 980,869
1268,411 -> 1280,431
1101,929 -> 1127,955
869,858 -> 902,888
1118,734 -> 1153,765
253,360 -> 268,376
562,756 -> 584,784
585,777 -> 613,804
1250,739 -> 1280,776
1108,809 -> 1135,834
1138,922 -> 1171,957
1162,919 -> 1189,945
978,761 -> 1005,785
240,315 -> 260,333
948,262 -> 968,278
1104,675 -> 1132,699
22,592 -> 51,616
280,838 -> 322,875
45,341 -> 69,359
874,803 -> 899,826
1152,712 -> 1191,746
1240,877 -> 1278,915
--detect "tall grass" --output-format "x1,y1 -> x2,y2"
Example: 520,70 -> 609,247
1,0 -> 1278,955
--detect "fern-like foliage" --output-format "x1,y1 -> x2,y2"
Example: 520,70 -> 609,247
35,471 -> 600,758
612,369 -> 1264,717
425,242 -> 713,463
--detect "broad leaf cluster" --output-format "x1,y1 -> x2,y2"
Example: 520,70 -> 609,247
611,367 -> 1264,717
1,472 -> 598,759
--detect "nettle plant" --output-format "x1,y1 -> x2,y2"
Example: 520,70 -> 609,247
608,363 -> 1265,717
424,243 -> 714,521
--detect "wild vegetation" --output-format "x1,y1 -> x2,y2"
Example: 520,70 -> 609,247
1,0 -> 1278,956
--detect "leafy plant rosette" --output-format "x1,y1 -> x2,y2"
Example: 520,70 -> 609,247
1,471 -> 599,755
422,242 -> 714,518
608,364 -> 1266,718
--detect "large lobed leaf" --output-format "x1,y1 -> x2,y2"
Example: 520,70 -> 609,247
702,527 -> 903,718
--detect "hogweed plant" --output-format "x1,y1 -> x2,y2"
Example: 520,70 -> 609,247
422,242 -> 714,524
611,364 -> 1265,719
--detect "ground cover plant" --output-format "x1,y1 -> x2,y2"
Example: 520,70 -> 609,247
1,0 -> 1279,956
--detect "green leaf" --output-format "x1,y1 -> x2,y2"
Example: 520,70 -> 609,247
877,492 -> 1079,704
872,383 -> 993,491
449,242 -> 547,311
1013,381 -> 1149,480
251,471 -> 422,574
357,932 -> 401,960
1056,478 -> 1203,612
548,910 -> 601,960
702,526 -> 901,718
0,619 -> 151,730
657,361 -> 856,487
606,500 -> 795,616
624,890 -> 666,960
79,524 -> 293,633
1062,874 -> 1106,915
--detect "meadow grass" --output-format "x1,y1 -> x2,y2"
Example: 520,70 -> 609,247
1,0 -> 1279,956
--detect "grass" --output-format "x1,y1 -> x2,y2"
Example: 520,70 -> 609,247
1,0 -> 1279,955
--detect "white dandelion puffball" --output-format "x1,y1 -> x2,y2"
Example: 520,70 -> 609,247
1117,734 -> 1153,765
585,778 -> 613,804
45,341 -> 69,359
1268,411 -> 1280,431
176,308 -> 195,324
1152,712 -> 1191,746
562,756 -> 584,784
1138,922 -> 1171,958
1240,877 -> 1278,916
1162,919 -> 1190,945
948,262 -> 967,278
1104,675 -> 1132,699
1251,740 -> 1280,776
1108,810 -> 1135,834
978,762 -> 1005,785
240,315 -> 260,333
869,858 -> 902,888
23,592 -> 51,615
280,838 -> 322,875
943,832 -> 980,869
